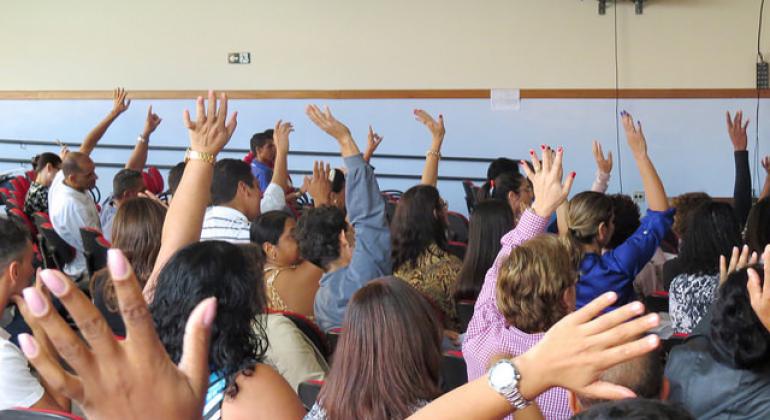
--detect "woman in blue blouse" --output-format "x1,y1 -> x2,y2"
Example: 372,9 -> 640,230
567,112 -> 674,311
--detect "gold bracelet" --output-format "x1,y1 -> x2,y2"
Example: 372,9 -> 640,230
184,148 -> 216,164
426,150 -> 441,158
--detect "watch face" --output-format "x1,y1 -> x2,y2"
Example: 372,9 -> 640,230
490,361 -> 516,389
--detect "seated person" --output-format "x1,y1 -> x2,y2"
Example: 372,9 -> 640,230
0,218 -> 68,411
99,169 -> 145,242
23,153 -> 61,215
295,105 -> 391,332
165,161 -> 186,202
251,211 -> 323,319
200,122 -> 291,242
665,267 -> 770,419
569,348 -> 667,414
249,129 -> 276,192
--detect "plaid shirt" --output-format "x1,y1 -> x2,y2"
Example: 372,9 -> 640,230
462,209 -> 571,420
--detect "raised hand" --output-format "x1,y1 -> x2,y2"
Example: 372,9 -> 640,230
142,105 -> 162,138
56,139 -> 70,159
592,140 -> 613,174
273,120 -> 293,155
16,249 -> 215,420
748,244 -> 770,332
306,105 -> 352,142
112,87 -> 131,116
719,245 -> 758,284
521,146 -> 575,218
726,111 -> 749,151
183,90 -> 237,156
414,109 -> 445,141
308,160 -> 332,206
620,111 -> 648,159
762,156 -> 770,174
364,125 -> 384,163
520,293 -> 660,400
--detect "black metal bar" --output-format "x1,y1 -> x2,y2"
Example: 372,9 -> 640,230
0,157 -> 487,183
0,138 -> 497,164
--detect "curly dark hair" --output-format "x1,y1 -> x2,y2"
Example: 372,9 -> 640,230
390,185 -> 448,271
710,267 -> 770,369
295,205 -> 347,269
679,202 -> 741,275
606,194 -> 641,249
150,241 -> 268,398
573,399 -> 694,420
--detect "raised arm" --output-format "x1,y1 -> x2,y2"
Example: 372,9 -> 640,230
306,105 -> 360,157
307,161 -> 332,206
414,109 -> 445,187
269,120 -> 293,191
726,111 -> 752,225
125,106 -> 162,171
80,88 -> 131,156
591,140 -> 613,193
621,112 -> 668,212
144,91 -> 237,300
412,293 -> 660,420
363,125 -> 384,163
760,156 -> 770,200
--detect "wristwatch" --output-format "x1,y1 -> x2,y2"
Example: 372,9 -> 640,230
184,148 -> 216,164
488,358 -> 531,410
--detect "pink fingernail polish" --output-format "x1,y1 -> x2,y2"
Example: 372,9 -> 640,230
39,270 -> 66,296
18,334 -> 39,358
108,249 -> 129,280
22,287 -> 47,316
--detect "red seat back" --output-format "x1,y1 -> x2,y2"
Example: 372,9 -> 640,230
447,211 -> 469,243
8,208 -> 36,236
147,166 -> 164,194
298,380 -> 324,410
447,241 -> 467,260
441,350 -> 468,392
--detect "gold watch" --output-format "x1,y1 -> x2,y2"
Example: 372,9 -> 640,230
184,149 -> 216,164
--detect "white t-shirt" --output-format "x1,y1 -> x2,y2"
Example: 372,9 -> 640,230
199,182 -> 286,243
48,171 -> 101,276
0,327 -> 44,409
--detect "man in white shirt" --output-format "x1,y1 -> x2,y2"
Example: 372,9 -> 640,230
200,121 -> 292,243
0,218 -> 67,411
48,152 -> 100,277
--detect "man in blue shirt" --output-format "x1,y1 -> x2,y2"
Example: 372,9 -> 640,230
249,129 -> 275,192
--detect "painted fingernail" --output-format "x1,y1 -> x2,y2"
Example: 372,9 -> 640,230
529,149 -> 535,155
571,171 -> 577,178
39,270 -> 67,296
108,249 -> 129,281
646,313 -> 660,326
647,334 -> 660,346
604,291 -> 617,302
18,334 -> 39,358
541,144 -> 546,150
22,287 -> 47,317
202,297 -> 218,328
557,146 -> 563,153
631,301 -> 644,314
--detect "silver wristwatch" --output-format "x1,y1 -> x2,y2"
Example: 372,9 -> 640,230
487,358 -> 531,410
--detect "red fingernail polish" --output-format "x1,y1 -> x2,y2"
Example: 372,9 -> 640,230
571,171 -> 576,178
541,145 -> 546,150
557,146 -> 563,153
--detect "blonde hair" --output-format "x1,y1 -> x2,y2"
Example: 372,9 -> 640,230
496,234 -> 580,333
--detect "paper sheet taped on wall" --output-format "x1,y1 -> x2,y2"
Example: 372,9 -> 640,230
490,89 -> 521,111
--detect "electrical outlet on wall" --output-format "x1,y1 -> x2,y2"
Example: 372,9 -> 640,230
632,191 -> 644,207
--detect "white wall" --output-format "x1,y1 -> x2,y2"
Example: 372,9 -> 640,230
1,0 -> 768,90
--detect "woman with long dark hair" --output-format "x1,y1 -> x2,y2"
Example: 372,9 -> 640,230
454,200 -> 514,301
306,277 -> 443,419
668,202 -> 741,333
23,152 -> 62,215
391,184 -> 462,329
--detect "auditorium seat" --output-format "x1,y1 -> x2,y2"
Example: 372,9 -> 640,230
8,208 -> 36,237
462,180 -> 480,213
456,299 -> 475,332
644,290 -> 669,314
38,223 -> 76,271
269,310 -> 330,360
446,241 -> 467,260
80,227 -> 110,276
440,350 -> 468,393
446,211 -> 469,243
325,327 -> 343,356
298,379 -> 324,410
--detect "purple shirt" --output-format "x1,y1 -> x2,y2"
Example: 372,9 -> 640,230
462,209 -> 571,420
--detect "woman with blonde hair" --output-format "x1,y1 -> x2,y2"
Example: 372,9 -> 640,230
567,112 -> 673,311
